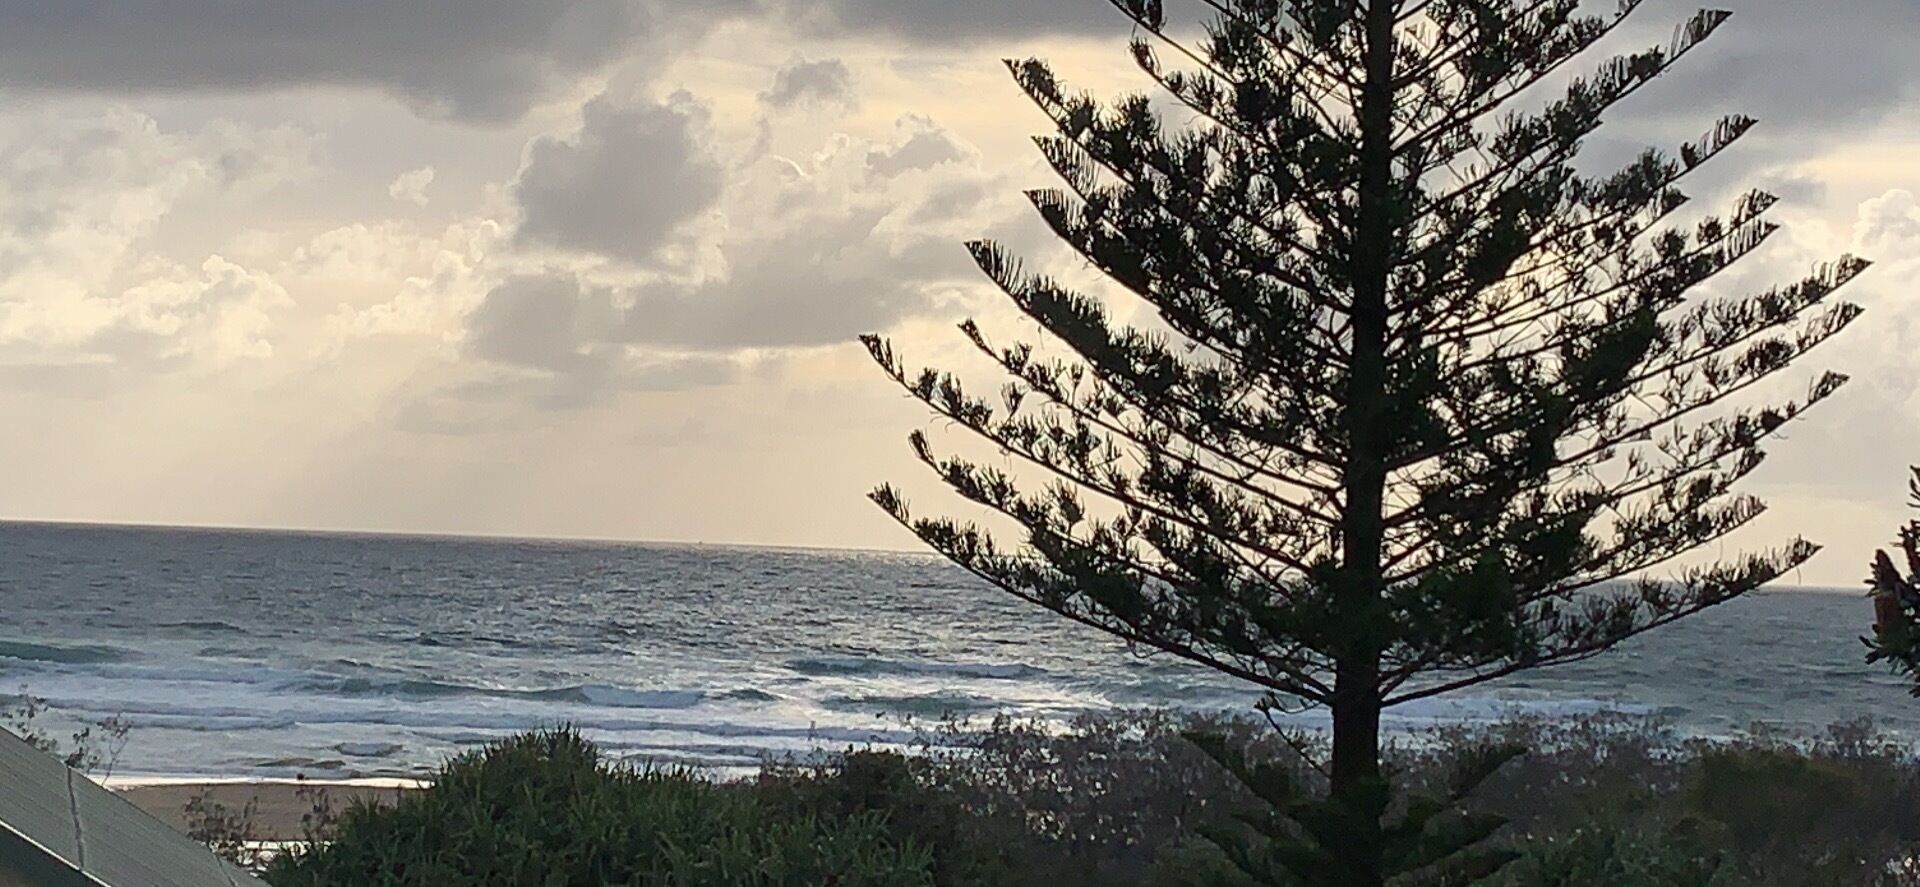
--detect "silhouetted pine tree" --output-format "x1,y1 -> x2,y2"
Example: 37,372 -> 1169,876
863,1 -> 1866,883
1867,468 -> 1920,693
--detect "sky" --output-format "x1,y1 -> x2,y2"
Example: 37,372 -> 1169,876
0,0 -> 1913,588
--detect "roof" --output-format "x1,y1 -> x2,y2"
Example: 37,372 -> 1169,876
0,727 -> 266,887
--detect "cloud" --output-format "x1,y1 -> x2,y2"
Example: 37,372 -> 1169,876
388,167 -> 436,205
864,116 -> 974,177
767,0 -> 1917,181
0,253 -> 289,373
1853,189 -> 1920,256
1663,0 -> 1920,130
605,204 -> 968,351
406,270 -> 750,429
760,57 -> 858,110
0,108 -> 304,372
97,256 -> 292,366
308,217 -> 508,357
774,0 -> 1112,42
387,350 -> 742,434
512,91 -> 724,265
1836,189 -> 1920,418
465,273 -> 617,372
506,115 -> 992,350
0,0 -> 751,122
410,112 -> 1008,424
1548,0 -> 1920,181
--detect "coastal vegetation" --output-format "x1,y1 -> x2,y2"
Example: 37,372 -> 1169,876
861,0 -> 1865,882
250,716 -> 1920,886
1870,467 -> 1920,691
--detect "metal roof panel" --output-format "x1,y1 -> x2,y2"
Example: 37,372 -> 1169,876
0,730 -> 83,869
0,729 -> 263,886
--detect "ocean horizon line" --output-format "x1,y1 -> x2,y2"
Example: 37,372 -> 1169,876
0,517 -> 1871,594
0,516 -> 937,561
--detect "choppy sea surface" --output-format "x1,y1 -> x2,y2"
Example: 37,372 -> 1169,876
0,521 -> 1903,780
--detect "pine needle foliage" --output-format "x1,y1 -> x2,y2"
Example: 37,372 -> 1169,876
863,1 -> 1864,883
1867,468 -> 1920,694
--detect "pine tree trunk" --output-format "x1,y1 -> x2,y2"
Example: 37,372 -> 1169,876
1332,3 -> 1398,884
1330,688 -> 1385,886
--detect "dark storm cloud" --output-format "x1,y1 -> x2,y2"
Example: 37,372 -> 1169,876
512,92 -> 724,263
779,0 -> 1920,145
774,0 -> 1114,42
1650,0 -> 1920,130
1545,0 -> 1920,207
0,0 -> 741,121
0,0 -> 1102,122
3,0 -> 1905,134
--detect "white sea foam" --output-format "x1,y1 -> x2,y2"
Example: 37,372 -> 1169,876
785,654 -> 1048,681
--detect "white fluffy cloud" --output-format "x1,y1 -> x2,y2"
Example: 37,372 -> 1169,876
1854,189 -> 1920,256
1835,189 -> 1920,427
311,216 -> 509,348
388,167 -> 436,205
104,256 -> 291,365
0,108 -> 304,372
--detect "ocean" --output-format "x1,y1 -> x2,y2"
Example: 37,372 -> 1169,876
0,520 -> 1904,780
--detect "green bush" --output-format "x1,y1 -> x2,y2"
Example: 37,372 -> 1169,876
754,749 -> 1029,884
263,729 -> 936,886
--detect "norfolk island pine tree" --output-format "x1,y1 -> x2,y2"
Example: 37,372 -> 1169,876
861,0 -> 1867,883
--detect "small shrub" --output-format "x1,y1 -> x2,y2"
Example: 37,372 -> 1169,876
291,776 -> 343,846
184,790 -> 268,872
756,749 -> 1026,884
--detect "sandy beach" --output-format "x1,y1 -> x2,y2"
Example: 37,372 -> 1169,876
117,782 -> 417,841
